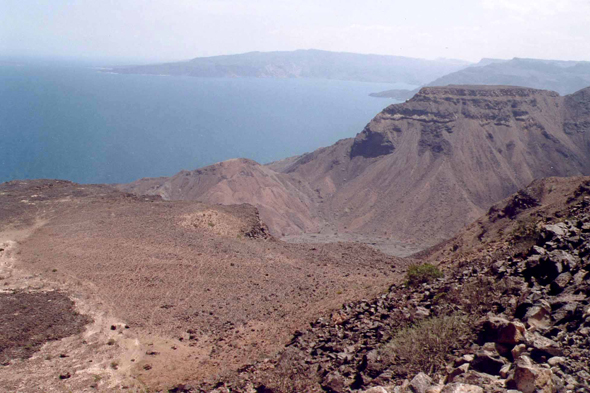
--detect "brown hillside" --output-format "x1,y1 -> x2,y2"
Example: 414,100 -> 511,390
0,180 -> 405,391
423,175 -> 590,264
121,85 -> 590,253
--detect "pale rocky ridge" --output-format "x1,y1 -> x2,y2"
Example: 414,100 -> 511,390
120,85 -> 590,255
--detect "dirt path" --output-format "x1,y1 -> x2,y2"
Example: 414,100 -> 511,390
0,223 -> 151,392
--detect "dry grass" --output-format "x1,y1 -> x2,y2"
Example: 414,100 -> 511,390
406,263 -> 443,286
380,313 -> 473,376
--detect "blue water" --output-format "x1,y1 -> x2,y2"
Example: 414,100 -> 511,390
0,62 -> 410,184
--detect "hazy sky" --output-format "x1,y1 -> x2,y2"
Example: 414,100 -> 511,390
2,0 -> 589,63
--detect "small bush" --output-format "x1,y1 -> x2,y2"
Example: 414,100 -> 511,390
380,314 -> 472,376
510,217 -> 541,243
406,263 -> 443,286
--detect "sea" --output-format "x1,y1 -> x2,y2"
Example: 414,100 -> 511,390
0,59 -> 414,184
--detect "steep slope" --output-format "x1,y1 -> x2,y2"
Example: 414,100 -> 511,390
195,176 -> 590,393
121,86 -> 590,252
107,49 -> 469,85
123,158 -> 321,236
288,86 -> 590,245
371,57 -> 590,100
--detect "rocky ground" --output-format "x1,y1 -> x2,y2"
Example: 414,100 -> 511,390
0,179 -> 406,391
189,178 -> 590,392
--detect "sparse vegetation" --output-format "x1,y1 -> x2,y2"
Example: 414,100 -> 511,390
406,263 -> 443,286
380,313 -> 473,375
510,217 -> 541,244
446,276 -> 498,314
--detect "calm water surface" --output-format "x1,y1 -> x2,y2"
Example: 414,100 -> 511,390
0,62 -> 411,184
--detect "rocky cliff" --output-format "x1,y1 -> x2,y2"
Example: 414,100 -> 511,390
121,86 -> 590,252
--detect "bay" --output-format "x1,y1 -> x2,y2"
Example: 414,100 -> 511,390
0,62 -> 411,184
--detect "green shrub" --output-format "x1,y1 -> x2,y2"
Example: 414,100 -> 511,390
380,313 -> 472,376
406,263 -> 443,286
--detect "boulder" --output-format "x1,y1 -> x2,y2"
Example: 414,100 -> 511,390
321,372 -> 348,393
506,356 -> 555,393
549,272 -> 572,294
524,300 -> 552,330
410,372 -> 434,393
525,332 -> 563,357
543,223 -> 567,239
479,317 -> 525,345
546,250 -> 578,271
552,302 -> 580,325
446,363 -> 470,383
470,352 -> 505,375
511,343 -> 527,361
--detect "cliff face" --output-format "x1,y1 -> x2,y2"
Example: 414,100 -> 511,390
120,86 -> 590,251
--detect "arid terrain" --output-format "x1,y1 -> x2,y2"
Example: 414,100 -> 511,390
121,85 -> 590,254
0,180 -> 407,392
191,176 -> 590,393
3,85 -> 590,393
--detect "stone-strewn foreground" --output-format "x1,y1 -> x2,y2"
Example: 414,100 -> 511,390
187,179 -> 590,392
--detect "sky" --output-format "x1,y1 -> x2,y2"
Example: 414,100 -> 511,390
1,0 -> 590,63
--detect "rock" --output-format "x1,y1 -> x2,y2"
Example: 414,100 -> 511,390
494,342 -> 512,358
446,364 -> 470,383
524,301 -> 552,330
530,245 -> 547,256
410,372 -> 434,393
525,332 -> 563,357
425,386 -> 443,393
511,343 -> 527,361
547,356 -> 565,367
362,387 -> 389,393
552,302 -> 580,325
470,352 -> 505,375
479,317 -> 525,345
415,306 -> 431,319
573,270 -> 587,286
506,356 -> 555,393
364,349 -> 385,377
500,363 -> 512,378
440,383 -> 484,393
547,250 -> 578,271
549,272 -> 572,294
544,223 -> 567,239
322,372 -> 348,393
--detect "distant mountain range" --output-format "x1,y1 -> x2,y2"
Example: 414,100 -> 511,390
106,49 -> 470,86
371,57 -> 590,99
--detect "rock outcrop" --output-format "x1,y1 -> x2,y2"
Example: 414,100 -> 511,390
121,86 -> 590,253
